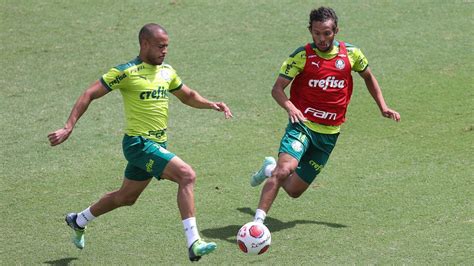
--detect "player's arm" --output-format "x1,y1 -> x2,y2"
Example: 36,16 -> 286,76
48,80 -> 110,146
358,67 -> 400,122
172,84 -> 233,119
272,76 -> 307,123
274,47 -> 307,123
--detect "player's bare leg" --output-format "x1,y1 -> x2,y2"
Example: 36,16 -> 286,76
254,153 -> 298,222
281,172 -> 310,199
162,156 -> 216,261
91,178 -> 152,215
66,178 -> 151,249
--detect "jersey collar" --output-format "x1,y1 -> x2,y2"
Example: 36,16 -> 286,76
311,41 -> 339,59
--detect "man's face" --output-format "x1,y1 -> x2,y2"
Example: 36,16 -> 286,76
309,20 -> 338,52
143,31 -> 169,65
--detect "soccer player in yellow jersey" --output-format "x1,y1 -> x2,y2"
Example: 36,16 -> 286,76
250,7 -> 400,224
48,23 -> 232,261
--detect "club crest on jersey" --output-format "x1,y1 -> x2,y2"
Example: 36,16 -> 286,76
159,69 -> 171,82
335,59 -> 345,70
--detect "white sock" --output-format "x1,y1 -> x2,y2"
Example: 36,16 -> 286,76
76,207 -> 96,228
254,209 -> 266,223
183,217 -> 200,248
264,164 -> 276,177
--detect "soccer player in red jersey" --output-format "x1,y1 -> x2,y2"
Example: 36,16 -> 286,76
250,7 -> 400,223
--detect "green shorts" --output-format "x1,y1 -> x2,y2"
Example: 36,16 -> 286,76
122,135 -> 176,181
279,122 -> 339,184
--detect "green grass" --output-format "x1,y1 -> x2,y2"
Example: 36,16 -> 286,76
1,0 -> 473,264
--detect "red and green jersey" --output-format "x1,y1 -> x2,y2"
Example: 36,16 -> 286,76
279,41 -> 368,133
290,42 -> 353,126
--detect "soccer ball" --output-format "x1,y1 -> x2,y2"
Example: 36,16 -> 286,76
236,222 -> 271,255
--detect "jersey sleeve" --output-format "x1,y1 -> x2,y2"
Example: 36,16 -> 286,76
168,69 -> 183,92
348,47 -> 369,72
278,48 -> 306,80
100,68 -> 127,91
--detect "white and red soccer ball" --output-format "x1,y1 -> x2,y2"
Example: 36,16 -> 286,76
237,222 -> 271,255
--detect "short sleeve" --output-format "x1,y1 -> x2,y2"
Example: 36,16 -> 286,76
278,49 -> 306,80
169,71 -> 183,92
349,47 -> 369,72
100,68 -> 126,91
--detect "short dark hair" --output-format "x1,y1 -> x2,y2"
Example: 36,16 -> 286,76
308,7 -> 338,30
138,23 -> 167,45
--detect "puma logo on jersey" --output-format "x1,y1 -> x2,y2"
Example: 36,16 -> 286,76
311,61 -> 320,68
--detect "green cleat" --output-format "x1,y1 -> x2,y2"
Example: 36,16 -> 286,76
65,213 -> 86,249
188,239 -> 217,262
250,157 -> 276,187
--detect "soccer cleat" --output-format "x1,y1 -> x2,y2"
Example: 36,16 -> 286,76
65,213 -> 86,249
188,239 -> 217,262
250,157 -> 276,187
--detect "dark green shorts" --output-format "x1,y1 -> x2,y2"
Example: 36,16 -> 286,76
279,122 -> 339,184
122,135 -> 176,181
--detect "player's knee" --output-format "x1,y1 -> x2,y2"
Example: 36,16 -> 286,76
177,165 -> 196,185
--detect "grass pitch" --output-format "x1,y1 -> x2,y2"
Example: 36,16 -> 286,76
1,0 -> 473,264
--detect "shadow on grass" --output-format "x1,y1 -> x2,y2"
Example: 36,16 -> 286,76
201,207 -> 347,244
44,257 -> 78,266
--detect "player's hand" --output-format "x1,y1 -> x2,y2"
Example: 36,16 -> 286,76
211,102 -> 233,119
48,127 -> 72,146
287,106 -> 307,124
382,108 -> 400,122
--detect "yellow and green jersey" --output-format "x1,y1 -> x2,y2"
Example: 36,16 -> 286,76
279,41 -> 369,134
100,57 -> 183,143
